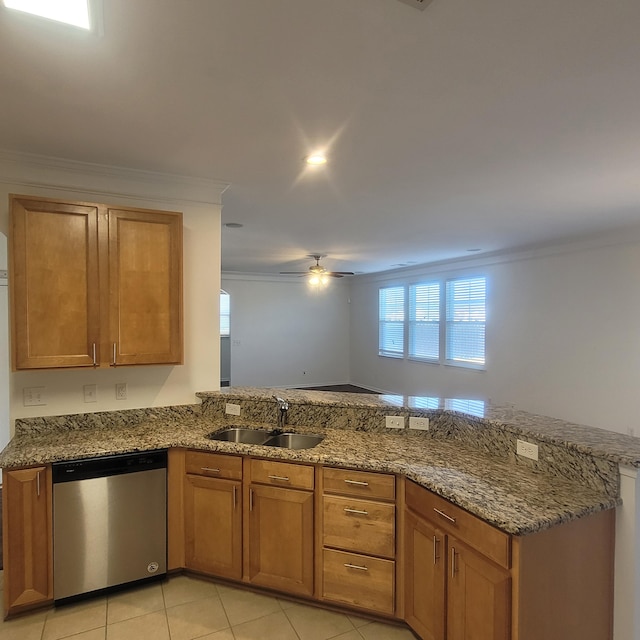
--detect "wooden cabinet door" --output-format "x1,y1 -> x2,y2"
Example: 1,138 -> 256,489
404,510 -> 445,640
184,474 -> 242,580
447,537 -> 511,640
10,196 -> 100,369
248,484 -> 314,597
108,207 -> 183,366
3,466 -> 53,614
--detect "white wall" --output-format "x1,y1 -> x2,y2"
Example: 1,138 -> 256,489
221,274 -> 350,389
0,151 -> 226,429
350,232 -> 640,435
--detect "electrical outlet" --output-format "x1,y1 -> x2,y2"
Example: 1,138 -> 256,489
385,415 -> 405,429
225,403 -> 241,416
23,386 -> 47,406
409,417 -> 429,431
83,384 -> 97,403
115,383 -> 127,400
516,439 -> 539,461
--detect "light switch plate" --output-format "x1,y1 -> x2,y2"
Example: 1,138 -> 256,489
84,384 -> 97,403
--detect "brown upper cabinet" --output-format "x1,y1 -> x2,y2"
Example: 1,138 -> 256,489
9,195 -> 183,370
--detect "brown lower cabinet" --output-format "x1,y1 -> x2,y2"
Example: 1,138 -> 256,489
2,466 -> 53,614
246,459 -> 315,597
404,479 -> 615,640
183,451 -> 243,580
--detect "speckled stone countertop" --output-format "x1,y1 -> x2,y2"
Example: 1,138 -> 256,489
0,394 -> 620,537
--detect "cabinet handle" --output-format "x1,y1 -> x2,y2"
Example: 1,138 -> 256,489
36,470 -> 41,497
451,547 -> 457,578
433,507 -> 456,524
343,507 -> 369,516
92,343 -> 97,367
250,488 -> 254,511
112,342 -> 117,366
233,485 -> 237,509
433,535 -> 439,565
268,475 -> 290,482
201,467 -> 221,474
344,479 -> 369,486
344,563 -> 369,571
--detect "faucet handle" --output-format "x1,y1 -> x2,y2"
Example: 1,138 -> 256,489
274,395 -> 289,410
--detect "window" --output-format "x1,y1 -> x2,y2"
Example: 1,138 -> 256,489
445,277 -> 486,366
379,275 -> 486,369
3,0 -> 91,29
220,290 -> 230,337
379,286 -> 404,357
409,282 -> 440,361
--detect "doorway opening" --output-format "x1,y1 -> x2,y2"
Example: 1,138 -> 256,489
220,290 -> 230,387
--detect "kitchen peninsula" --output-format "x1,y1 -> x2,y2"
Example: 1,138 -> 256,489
2,387 -> 638,639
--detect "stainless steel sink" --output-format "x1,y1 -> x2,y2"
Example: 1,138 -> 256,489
207,427 -> 324,450
263,433 -> 324,450
207,428 -> 271,444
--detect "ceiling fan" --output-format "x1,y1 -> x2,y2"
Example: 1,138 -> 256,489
280,254 -> 355,279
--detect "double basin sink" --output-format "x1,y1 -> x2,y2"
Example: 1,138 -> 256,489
207,427 -> 324,450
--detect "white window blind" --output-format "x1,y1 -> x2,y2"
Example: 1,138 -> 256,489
220,290 -> 230,337
409,282 -> 440,361
445,277 -> 486,366
379,286 -> 405,357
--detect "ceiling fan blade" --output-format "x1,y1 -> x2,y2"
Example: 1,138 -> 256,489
327,271 -> 355,276
279,271 -> 308,275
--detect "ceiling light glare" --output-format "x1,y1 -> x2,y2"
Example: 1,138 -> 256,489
306,152 -> 327,166
3,0 -> 91,29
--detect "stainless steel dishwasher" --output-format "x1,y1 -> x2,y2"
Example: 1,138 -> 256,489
52,449 -> 167,602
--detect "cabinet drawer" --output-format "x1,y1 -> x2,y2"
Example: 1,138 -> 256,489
322,548 -> 395,615
185,451 -> 242,480
323,495 -> 395,559
250,459 -> 314,490
323,468 -> 395,501
405,480 -> 510,569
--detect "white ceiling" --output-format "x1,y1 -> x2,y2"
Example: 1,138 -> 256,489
1,0 -> 640,275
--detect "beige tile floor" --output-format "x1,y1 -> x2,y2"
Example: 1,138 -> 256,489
0,571 -> 417,640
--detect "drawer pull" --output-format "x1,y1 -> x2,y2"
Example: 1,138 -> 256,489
343,507 -> 369,516
344,563 -> 369,571
268,474 -> 290,482
201,467 -> 221,474
344,479 -> 369,486
36,470 -> 41,497
433,535 -> 439,565
233,485 -> 237,509
451,547 -> 457,578
250,488 -> 254,511
433,507 -> 456,524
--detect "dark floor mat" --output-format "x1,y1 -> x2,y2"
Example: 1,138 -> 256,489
295,384 -> 379,394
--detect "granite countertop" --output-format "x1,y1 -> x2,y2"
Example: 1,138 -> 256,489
0,412 -> 617,537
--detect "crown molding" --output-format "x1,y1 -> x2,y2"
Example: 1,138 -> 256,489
355,225 -> 640,285
0,149 -> 229,206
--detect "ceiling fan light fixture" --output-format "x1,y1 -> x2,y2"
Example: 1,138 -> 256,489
306,152 -> 327,166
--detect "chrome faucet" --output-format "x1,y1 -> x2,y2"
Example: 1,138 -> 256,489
274,396 -> 289,430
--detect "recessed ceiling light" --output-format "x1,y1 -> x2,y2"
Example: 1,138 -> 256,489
224,222 -> 243,229
306,152 -> 327,166
3,0 -> 91,29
